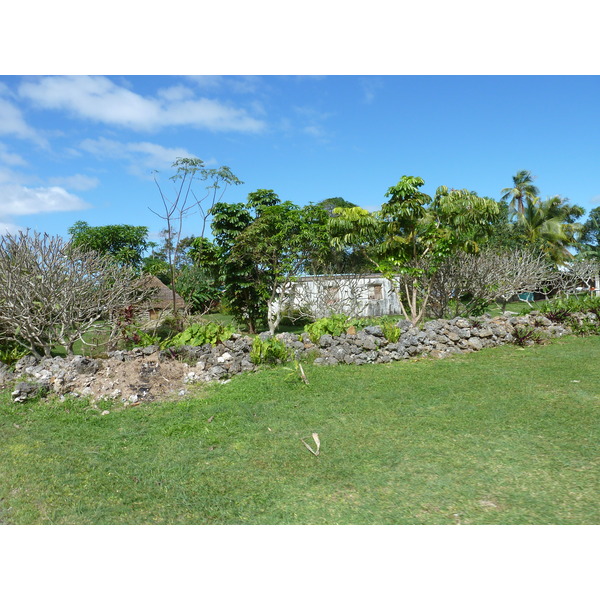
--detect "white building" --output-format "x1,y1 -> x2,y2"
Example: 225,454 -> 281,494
283,273 -> 403,319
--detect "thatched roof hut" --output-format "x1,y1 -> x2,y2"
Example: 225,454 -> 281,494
139,275 -> 187,319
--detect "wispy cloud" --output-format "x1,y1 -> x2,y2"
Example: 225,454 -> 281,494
48,173 -> 100,191
0,97 -> 47,147
303,125 -> 325,138
79,137 -> 200,177
19,76 -> 266,133
0,142 -> 27,167
591,194 -> 600,204
359,77 -> 384,104
293,105 -> 333,140
187,75 -> 264,95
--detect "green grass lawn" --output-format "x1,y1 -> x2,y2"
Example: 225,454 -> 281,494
1,335 -> 598,524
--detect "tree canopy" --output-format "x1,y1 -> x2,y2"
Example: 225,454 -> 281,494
68,221 -> 149,270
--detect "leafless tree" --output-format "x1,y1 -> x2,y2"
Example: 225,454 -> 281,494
149,158 -> 242,317
0,230 -> 147,358
428,249 -> 560,317
552,258 -> 600,297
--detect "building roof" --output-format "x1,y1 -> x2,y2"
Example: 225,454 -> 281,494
140,275 -> 187,310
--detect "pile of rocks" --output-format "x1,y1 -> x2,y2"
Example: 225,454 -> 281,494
1,311 -> 592,403
290,312 -> 573,366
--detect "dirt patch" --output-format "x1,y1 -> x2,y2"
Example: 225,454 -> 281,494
67,352 -> 190,402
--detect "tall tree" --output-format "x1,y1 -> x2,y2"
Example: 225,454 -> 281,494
200,198 -> 266,334
316,197 -> 357,217
150,157 -> 243,315
515,197 -> 580,264
68,221 -> 149,270
197,190 -> 330,333
231,201 -> 329,334
329,176 -> 499,325
579,206 -> 600,260
501,170 -> 540,215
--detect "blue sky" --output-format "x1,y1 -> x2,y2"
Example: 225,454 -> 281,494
1,75 -> 599,241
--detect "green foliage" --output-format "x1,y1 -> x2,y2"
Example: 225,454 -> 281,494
175,265 -> 222,314
329,175 -> 499,325
380,320 -> 401,343
500,170 -> 540,215
538,295 -> 600,323
125,329 -> 162,350
169,322 -> 236,348
516,197 -> 581,264
206,190 -> 331,334
141,255 -> 171,284
512,325 -> 545,346
568,318 -> 600,337
536,294 -> 600,337
68,221 -> 149,269
304,314 -> 405,343
250,337 -> 291,365
317,197 -> 358,217
0,342 -> 29,367
304,314 -> 356,342
579,207 -> 600,260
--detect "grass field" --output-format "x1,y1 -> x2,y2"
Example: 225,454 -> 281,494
1,334 -> 598,525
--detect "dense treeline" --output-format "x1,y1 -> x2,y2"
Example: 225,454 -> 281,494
62,165 -> 600,332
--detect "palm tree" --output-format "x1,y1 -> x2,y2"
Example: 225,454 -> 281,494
501,170 -> 540,215
517,197 -> 574,264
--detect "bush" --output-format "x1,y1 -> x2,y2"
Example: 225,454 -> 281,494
169,322 -> 236,348
0,230 -> 146,358
381,320 -> 401,343
304,314 -> 356,343
0,342 -> 29,367
538,295 -> 600,323
512,325 -> 545,347
175,266 -> 222,314
568,318 -> 600,337
250,337 -> 291,365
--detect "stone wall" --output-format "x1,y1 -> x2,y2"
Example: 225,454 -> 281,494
2,311 -> 595,404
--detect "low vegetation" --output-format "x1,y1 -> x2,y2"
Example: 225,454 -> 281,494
1,335 -> 598,524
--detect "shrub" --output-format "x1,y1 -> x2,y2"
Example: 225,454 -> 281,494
512,325 -> 545,347
568,318 -> 600,337
175,266 -> 222,314
169,322 -> 236,348
304,314 -> 358,343
0,342 -> 29,367
381,320 -> 401,343
304,314 -> 406,343
538,295 -> 600,323
250,337 -> 291,365
0,230 -> 146,358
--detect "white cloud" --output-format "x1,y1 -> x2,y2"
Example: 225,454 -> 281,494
0,97 -> 46,146
0,184 -> 91,217
157,85 -> 195,102
0,142 -> 27,167
19,76 -> 266,133
80,137 -> 198,176
591,195 -> 600,204
0,221 -> 23,235
48,174 -> 100,191
187,75 -> 263,95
